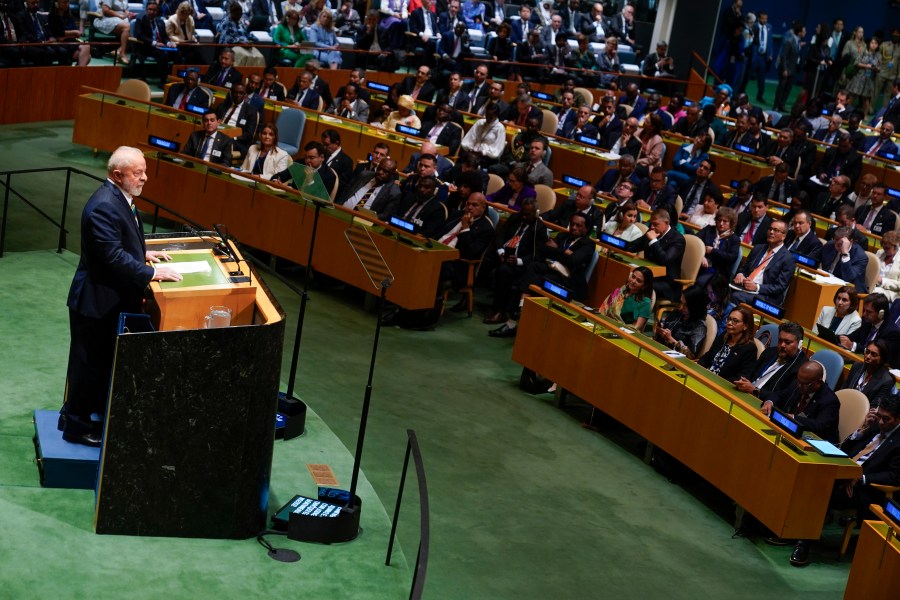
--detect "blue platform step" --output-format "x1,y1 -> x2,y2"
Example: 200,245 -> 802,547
33,410 -> 100,490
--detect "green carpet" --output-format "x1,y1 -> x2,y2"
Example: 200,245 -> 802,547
0,121 -> 856,599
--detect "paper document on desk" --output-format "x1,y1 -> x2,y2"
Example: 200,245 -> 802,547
156,260 -> 211,274
663,350 -> 686,359
811,273 -> 847,285
728,283 -> 759,294
619,327 -> 634,334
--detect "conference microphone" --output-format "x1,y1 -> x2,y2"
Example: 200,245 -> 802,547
186,225 -> 229,258
213,223 -> 250,281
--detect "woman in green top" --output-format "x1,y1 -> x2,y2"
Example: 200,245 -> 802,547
274,9 -> 313,67
599,266 -> 654,331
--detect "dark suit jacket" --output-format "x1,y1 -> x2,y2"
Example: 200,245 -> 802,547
672,117 -> 710,138
695,226 -> 741,277
285,85 -> 321,110
503,104 -> 543,128
339,171 -> 402,219
736,244 -> 795,304
607,134 -> 642,159
820,242 -> 870,293
772,383 -> 841,443
568,122 -> 599,140
678,179 -> 718,215
409,7 -> 439,37
735,213 -> 772,246
842,363 -> 896,405
419,120 -> 464,156
619,94 -> 647,121
136,14 -> 170,48
812,191 -> 852,219
183,130 -> 234,166
861,136 -> 900,159
202,64 -> 243,88
635,227 -> 686,301
756,175 -> 799,204
855,204 -> 897,237
215,99 -> 260,151
67,181 -> 154,319
399,76 -> 437,103
816,147 -> 862,186
635,180 -> 678,216
542,199 -> 602,232
785,231 -> 823,267
849,319 -> 900,366
441,211 -> 495,260
553,107 -> 578,139
698,338 -> 757,381
393,194 -> 448,239
841,426 -> 900,487
444,88 -> 472,113
596,169 -> 640,194
749,347 -> 808,403
250,0 -> 282,30
472,96 -> 508,117
164,84 -> 210,109
326,149 -> 355,186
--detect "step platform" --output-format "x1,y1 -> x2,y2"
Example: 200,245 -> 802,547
33,410 -> 100,490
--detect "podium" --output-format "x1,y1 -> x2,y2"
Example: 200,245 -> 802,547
93,234 -> 285,539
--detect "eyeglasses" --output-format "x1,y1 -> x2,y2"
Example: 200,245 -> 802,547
725,317 -> 744,324
768,227 -> 786,233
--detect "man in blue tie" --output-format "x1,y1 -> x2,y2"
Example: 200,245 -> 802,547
751,11 -> 772,103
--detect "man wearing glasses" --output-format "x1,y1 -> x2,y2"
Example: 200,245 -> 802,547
735,321 -> 808,402
399,65 -> 437,103
730,220 -> 794,306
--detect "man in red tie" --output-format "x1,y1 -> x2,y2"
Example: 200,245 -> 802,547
736,196 -> 771,245
862,122 -> 898,159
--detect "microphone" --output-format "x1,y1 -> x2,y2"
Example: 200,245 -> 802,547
213,223 -> 248,280
186,225 -> 229,258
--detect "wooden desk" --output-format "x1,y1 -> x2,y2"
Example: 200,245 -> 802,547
137,154 -> 458,310
73,91 -> 240,153
784,272 -> 843,331
844,513 -> 900,599
512,295 -> 861,539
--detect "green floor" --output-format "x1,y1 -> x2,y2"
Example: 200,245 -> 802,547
0,121 -> 855,598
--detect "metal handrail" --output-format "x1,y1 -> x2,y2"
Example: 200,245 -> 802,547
386,429 -> 430,600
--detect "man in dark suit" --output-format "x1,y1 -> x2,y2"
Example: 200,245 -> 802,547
61,147 -> 182,447
183,111 -> 235,167
735,196 -> 772,246
508,4 -> 536,44
569,105 -> 599,140
14,0 -> 65,65
393,175 -> 448,239
821,226 -> 870,293
420,103 -> 464,157
215,83 -> 259,159
437,22 -> 474,74
438,0 -> 465,37
609,3 -> 636,47
762,128 -> 802,177
399,67 -> 438,103
503,95 -> 544,129
790,394 -> 900,566
298,141 -> 338,199
860,122 -> 899,159
756,163 -> 798,204
553,90 -> 579,138
164,70 -> 209,109
581,2 -> 610,42
618,83 -> 647,121
401,143 -> 454,181
635,168 -> 678,218
409,0 -> 441,66
784,210 -> 823,267
605,116 -> 641,158
542,185 -> 601,231
750,11 -> 773,103
328,84 -> 370,123
735,321 -> 808,402
462,63 -> 491,107
438,192 -> 496,293
677,159 -> 717,215
856,184 -> 897,237
321,129 -> 355,187
339,158 -> 402,220
840,294 -> 900,367
634,208 -> 686,302
824,205 -> 869,252
202,49 -> 242,89
878,79 -> 900,130
256,67 -> 287,102
135,1 -> 176,85
731,220 -> 794,306
812,114 -> 844,145
811,175 -> 852,220
442,71 -> 472,113
596,154 -> 640,194
672,104 -> 709,138
471,81 -> 508,117
249,0 -> 282,31
760,361 -> 840,443
285,72 -> 322,109
303,60 -> 333,108
811,134 -> 862,193
334,69 -> 371,106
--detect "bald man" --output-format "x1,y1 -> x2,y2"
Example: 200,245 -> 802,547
760,361 -> 840,443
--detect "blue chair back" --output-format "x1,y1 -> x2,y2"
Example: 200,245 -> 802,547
755,323 -> 779,347
486,206 -> 500,228
276,108 -> 306,157
584,250 -> 600,284
810,349 -> 844,390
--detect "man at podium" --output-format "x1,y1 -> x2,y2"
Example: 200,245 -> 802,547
60,146 -> 182,447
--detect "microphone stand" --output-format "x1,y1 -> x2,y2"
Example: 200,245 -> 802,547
348,279 -> 391,504
278,197 -> 328,438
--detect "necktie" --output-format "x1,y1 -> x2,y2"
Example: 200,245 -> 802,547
218,68 -> 228,86
411,87 -> 420,100
223,105 -> 237,125
130,202 -> 140,228
748,249 -> 774,280
742,220 -> 758,244
151,20 -> 159,43
789,236 -> 800,252
355,185 -> 377,209
404,202 -> 424,220
759,25 -> 766,53
868,140 -> 882,157
179,90 -> 190,109
864,207 -> 878,230
297,89 -> 306,105
795,394 -> 811,416
200,135 -> 213,160
852,434 -> 883,462
866,324 -> 879,344
647,190 -> 657,208
32,13 -> 44,41
3,15 -> 15,42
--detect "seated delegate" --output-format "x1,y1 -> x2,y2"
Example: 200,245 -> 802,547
598,266 -> 655,331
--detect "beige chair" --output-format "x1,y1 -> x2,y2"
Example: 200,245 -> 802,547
864,251 -> 880,293
539,110 -> 558,136
836,389 -> 871,443
534,184 -> 557,214
116,79 -> 152,102
674,195 -> 684,217
573,87 -> 594,107
487,173 -> 504,195
317,97 -> 325,112
634,222 -> 648,235
675,234 -> 706,289
699,314 -> 718,357
752,337 -> 765,359
892,210 -> 900,232
618,103 -> 633,117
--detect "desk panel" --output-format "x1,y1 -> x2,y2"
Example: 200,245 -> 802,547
512,297 -> 860,539
844,519 -> 900,600
138,154 -> 457,310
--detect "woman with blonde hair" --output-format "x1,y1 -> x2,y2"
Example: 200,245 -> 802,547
308,9 -> 342,68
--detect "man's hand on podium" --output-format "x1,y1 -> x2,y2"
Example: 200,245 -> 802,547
146,251 -> 183,282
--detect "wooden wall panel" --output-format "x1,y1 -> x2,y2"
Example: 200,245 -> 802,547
1,66 -> 122,124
